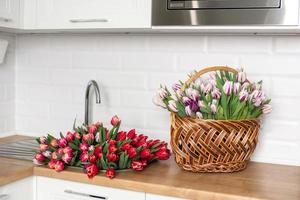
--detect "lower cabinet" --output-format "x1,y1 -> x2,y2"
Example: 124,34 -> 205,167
146,193 -> 187,200
0,177 -> 34,200
36,176 -> 145,200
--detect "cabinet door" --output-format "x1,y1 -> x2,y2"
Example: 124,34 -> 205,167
146,193 -> 187,200
36,176 -> 145,200
0,0 -> 20,28
36,0 -> 151,29
0,177 -> 34,200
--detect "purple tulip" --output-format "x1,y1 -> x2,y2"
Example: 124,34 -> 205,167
157,87 -> 167,99
186,88 -> 199,101
262,104 -> 272,114
223,81 -> 233,96
189,100 -> 199,112
211,88 -> 221,99
172,83 -> 181,92
233,82 -> 241,94
239,90 -> 249,102
237,71 -> 247,83
168,100 -> 178,112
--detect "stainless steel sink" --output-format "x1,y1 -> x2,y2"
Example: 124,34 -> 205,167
0,139 -> 38,161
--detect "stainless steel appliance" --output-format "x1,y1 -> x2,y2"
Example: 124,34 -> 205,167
152,0 -> 299,26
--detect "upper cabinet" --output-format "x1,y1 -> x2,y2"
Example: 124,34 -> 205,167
36,0 -> 151,29
0,0 -> 20,28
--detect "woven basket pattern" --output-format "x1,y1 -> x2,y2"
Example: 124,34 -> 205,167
171,113 -> 260,172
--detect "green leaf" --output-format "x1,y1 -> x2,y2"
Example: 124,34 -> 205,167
108,162 -> 117,169
103,143 -> 109,155
118,152 -> 126,169
35,138 -> 41,144
60,132 -> 64,139
69,142 -> 80,151
176,102 -> 186,117
100,157 -> 108,170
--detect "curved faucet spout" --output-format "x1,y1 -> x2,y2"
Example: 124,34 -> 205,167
85,80 -> 101,125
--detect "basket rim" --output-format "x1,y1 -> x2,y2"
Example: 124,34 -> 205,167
171,113 -> 260,123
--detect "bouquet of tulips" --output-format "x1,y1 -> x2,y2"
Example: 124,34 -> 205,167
153,69 -> 272,120
33,116 -> 171,179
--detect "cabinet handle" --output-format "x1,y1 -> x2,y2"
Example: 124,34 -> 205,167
0,194 -> 9,200
64,189 -> 108,199
0,17 -> 12,22
69,19 -> 108,23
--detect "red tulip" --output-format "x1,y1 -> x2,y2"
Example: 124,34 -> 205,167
79,143 -> 89,152
74,132 -> 81,140
63,146 -> 73,154
108,139 -> 116,146
88,125 -> 98,135
128,147 -> 137,158
66,132 -> 74,142
89,155 -> 97,164
80,151 -> 89,162
105,128 -> 110,139
39,143 -> 48,151
94,146 -> 102,157
58,138 -> 67,148
85,164 -> 99,179
54,161 -> 65,172
120,143 -> 131,151
108,145 -> 117,153
107,153 -> 119,163
50,139 -> 58,147
35,153 -> 45,162
141,160 -> 148,168
111,115 -> 120,126
140,149 -> 151,159
147,139 -> 161,148
158,143 -> 168,151
127,129 -> 136,139
155,149 -> 170,160
105,168 -> 116,179
48,159 -> 57,169
117,131 -> 127,141
131,160 -> 144,171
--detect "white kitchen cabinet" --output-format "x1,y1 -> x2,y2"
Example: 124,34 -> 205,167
36,176 -> 145,200
36,0 -> 151,30
0,0 -> 20,28
0,177 -> 34,200
146,193 -> 187,200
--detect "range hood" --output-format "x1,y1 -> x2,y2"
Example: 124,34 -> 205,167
152,0 -> 299,26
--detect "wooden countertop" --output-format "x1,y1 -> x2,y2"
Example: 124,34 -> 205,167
1,135 -> 300,200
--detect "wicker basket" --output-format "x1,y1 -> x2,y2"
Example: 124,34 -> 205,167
170,66 -> 261,173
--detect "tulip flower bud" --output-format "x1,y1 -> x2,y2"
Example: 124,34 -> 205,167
39,136 -> 47,144
210,103 -> 217,114
152,95 -> 167,108
223,81 -> 233,96
211,89 -> 221,99
196,112 -> 203,119
185,106 -> 192,116
172,83 -> 181,92
55,161 -> 65,172
111,115 -> 120,126
105,168 -> 116,179
237,71 -> 247,83
233,82 -> 241,94
168,100 -> 178,112
262,104 -> 272,114
198,100 -> 205,108
239,89 -> 249,102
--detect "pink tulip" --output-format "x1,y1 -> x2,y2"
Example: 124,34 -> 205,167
58,138 -> 67,148
39,136 -> 47,144
111,115 -> 120,126
48,159 -> 57,169
63,146 -> 73,154
35,153 -> 45,162
66,132 -> 74,142
62,153 -> 72,164
39,143 -> 48,151
54,161 -> 65,172
80,151 -> 89,162
79,143 -> 89,152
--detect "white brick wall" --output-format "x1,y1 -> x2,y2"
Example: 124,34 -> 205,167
0,33 -> 15,135
10,34 -> 300,166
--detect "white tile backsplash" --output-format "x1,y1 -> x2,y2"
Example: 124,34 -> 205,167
0,33 -> 15,135
0,33 -> 298,166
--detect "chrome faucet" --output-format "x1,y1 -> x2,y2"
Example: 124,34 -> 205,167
85,80 -> 101,125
